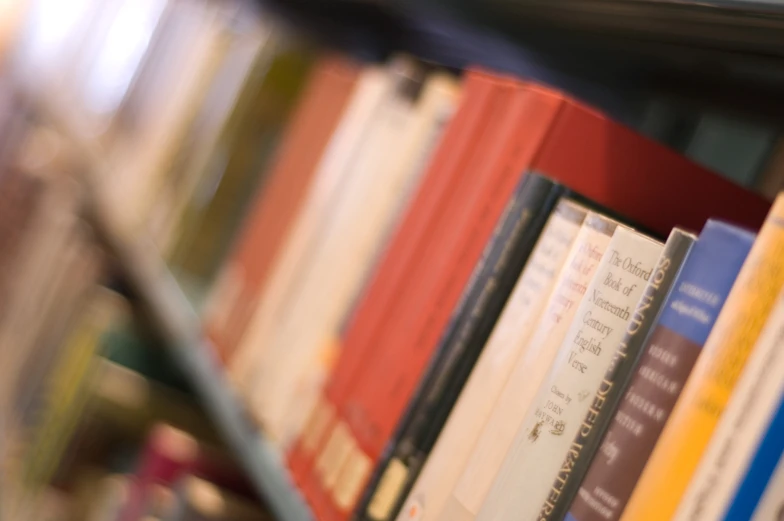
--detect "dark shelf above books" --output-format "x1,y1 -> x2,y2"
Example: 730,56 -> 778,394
258,0 -> 784,128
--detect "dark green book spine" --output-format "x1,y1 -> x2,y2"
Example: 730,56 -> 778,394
540,228 -> 697,521
352,173 -> 566,521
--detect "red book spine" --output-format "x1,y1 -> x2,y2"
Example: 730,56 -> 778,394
286,71 -> 499,490
205,56 -> 360,363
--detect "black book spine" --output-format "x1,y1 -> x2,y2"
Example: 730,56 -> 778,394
540,228 -> 697,521
352,173 -> 566,521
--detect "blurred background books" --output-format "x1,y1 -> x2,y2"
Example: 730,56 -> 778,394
2,1 -> 784,521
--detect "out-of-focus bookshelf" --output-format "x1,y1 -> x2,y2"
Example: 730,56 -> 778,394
15,81 -> 314,521
4,0 -> 784,520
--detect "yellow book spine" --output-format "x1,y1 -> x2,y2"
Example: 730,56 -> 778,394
619,195 -> 784,521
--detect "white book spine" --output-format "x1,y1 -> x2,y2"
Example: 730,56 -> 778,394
277,75 -> 461,447
257,83 -> 417,446
476,225 -> 662,521
394,200 -> 586,521
226,67 -> 389,392
673,289 -> 784,521
440,213 -> 617,521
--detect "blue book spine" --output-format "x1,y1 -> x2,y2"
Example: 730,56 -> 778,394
656,220 -> 756,344
721,397 -> 784,520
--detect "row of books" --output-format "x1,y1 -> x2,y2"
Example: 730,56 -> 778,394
7,0 -> 783,305
8,2 -> 784,521
200,47 -> 784,521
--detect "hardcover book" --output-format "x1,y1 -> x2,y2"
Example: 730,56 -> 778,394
720,384 -> 784,521
566,220 -> 755,521
249,61 -> 422,424
167,39 -> 316,285
106,1 -> 234,239
248,61 -> 432,445
475,225 -> 664,521
619,194 -> 784,521
738,450 -> 784,521
142,9 -> 268,255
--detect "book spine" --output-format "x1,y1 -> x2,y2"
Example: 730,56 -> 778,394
229,67 -> 390,392
619,194 -> 784,521
275,92 -> 455,450
728,401 -> 784,521
447,212 -> 617,521
476,226 -> 663,521
541,228 -> 696,521
394,199 -> 587,521
255,66 -> 423,446
356,175 -> 566,521
204,57 -> 360,363
673,288 -> 784,521
565,220 -> 755,521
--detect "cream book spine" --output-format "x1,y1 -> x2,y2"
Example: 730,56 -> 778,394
274,74 -> 461,447
227,67 -> 391,393
251,71 -> 420,444
439,212 -> 618,521
475,226 -> 663,521
394,199 -> 587,521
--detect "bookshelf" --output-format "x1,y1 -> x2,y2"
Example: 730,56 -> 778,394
264,0 -> 784,128
20,82 -> 315,521
8,0 -> 784,519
